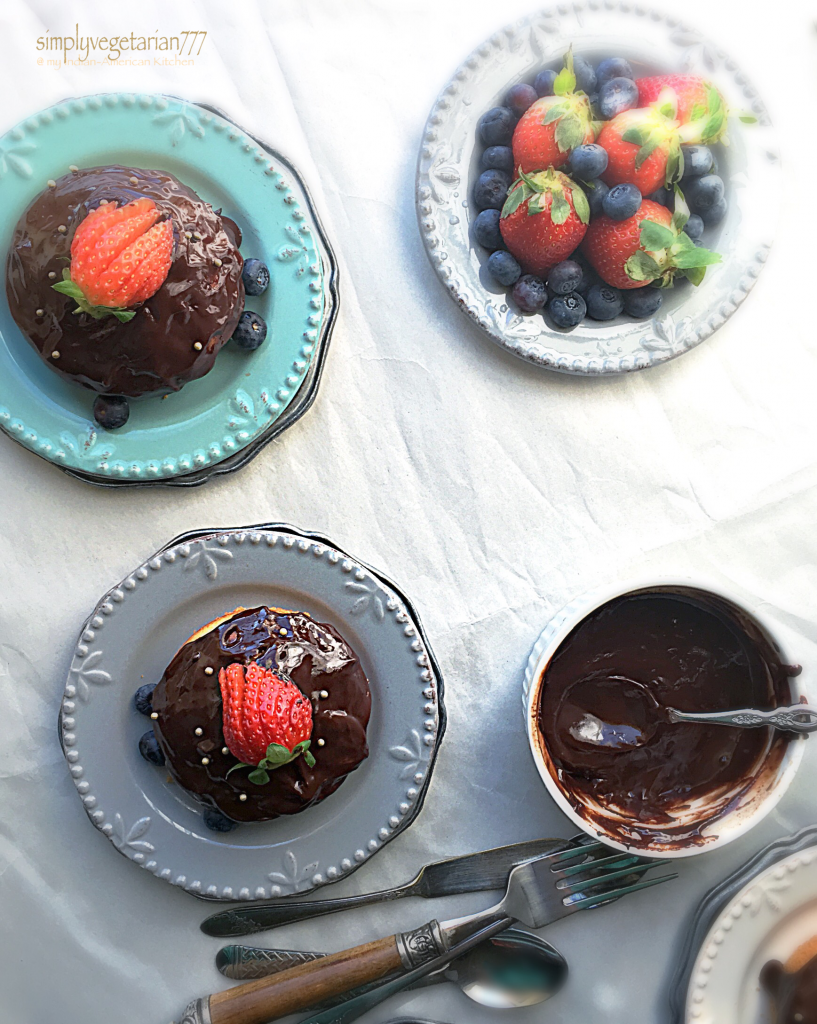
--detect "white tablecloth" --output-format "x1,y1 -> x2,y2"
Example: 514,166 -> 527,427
1,1 -> 816,1022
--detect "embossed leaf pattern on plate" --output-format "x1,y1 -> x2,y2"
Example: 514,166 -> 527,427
152,105 -> 205,146
641,313 -> 693,353
346,581 -> 385,621
182,540 -> 234,581
390,728 -> 427,779
276,224 -> 310,278
0,138 -> 36,179
227,389 -> 257,430
111,813 -> 155,854
59,428 -> 115,462
670,27 -> 720,72
746,874 -> 792,916
268,850 -> 319,894
70,649 -> 113,702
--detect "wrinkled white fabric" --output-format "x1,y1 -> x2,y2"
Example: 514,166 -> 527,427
0,1 -> 816,1022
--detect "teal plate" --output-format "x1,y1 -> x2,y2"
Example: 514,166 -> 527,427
0,94 -> 338,486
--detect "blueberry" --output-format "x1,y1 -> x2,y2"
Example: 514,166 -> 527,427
512,275 -> 548,314
482,146 -> 514,173
623,287 -> 663,319
585,283 -> 624,320
598,77 -> 639,120
203,807 -> 240,833
700,195 -> 727,226
232,311 -> 268,351
133,683 -> 156,716
568,144 -> 608,181
602,183 -> 642,221
647,187 -> 674,210
573,55 -> 597,95
575,261 -> 602,298
505,83 -> 538,117
547,260 -> 583,296
473,209 -> 504,251
681,145 -> 714,180
487,250 -> 522,286
588,93 -> 601,119
684,174 -> 725,213
548,293 -> 586,328
474,168 -> 510,211
534,69 -> 558,97
139,730 -> 165,766
683,214 -> 704,240
241,258 -> 270,296
93,395 -> 129,430
585,179 -> 609,219
595,58 -> 634,88
479,107 -> 515,146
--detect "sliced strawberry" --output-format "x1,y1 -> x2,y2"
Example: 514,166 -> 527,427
219,662 -> 315,784
581,196 -> 721,290
52,197 -> 174,322
500,168 -> 589,278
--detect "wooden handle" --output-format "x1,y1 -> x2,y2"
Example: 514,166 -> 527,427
208,934 -> 403,1024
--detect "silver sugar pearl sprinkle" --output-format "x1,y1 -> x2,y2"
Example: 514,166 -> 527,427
204,666 -> 214,675
213,258 -> 222,267
317,738 -> 325,747
98,199 -> 108,205
279,628 -> 287,636
48,271 -> 57,279
239,793 -> 248,802
201,757 -> 210,766
193,342 -> 203,351
221,747 -> 229,756
69,164 -> 78,172
320,690 -> 329,699
57,225 -> 67,233
47,179 -> 56,188
194,727 -> 203,737
193,231 -> 202,240
129,176 -> 138,185
185,231 -> 193,239
150,712 -> 159,720
51,351 -> 60,359
36,308 -> 44,317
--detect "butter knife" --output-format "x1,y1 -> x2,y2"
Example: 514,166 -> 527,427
200,837 -> 571,937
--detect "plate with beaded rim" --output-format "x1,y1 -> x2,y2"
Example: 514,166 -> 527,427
684,844 -> 817,1023
416,4 -> 779,374
0,93 -> 337,485
58,524 -> 445,901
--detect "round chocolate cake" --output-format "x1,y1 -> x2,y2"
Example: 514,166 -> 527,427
536,587 -> 793,849
5,165 -> 244,397
151,606 -> 371,823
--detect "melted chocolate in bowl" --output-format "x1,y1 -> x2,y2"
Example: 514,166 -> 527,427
535,588 -> 793,850
761,951 -> 817,1024
5,165 -> 244,397
151,607 -> 371,823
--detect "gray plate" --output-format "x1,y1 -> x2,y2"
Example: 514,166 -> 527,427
58,524 -> 445,901
416,4 -> 779,374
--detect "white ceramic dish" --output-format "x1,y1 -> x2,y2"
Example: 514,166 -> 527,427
416,4 -> 779,374
685,842 -> 817,1023
522,577 -> 807,858
59,524 -> 445,901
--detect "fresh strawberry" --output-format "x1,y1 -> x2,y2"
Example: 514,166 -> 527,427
581,196 -> 721,290
636,75 -> 728,144
512,50 -> 595,173
599,96 -> 685,194
220,661 -> 315,784
500,168 -> 589,278
52,197 -> 174,323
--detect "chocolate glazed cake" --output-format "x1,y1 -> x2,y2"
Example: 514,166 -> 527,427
5,165 -> 244,397
151,607 -> 371,823
761,938 -> 817,1024
536,587 -> 794,849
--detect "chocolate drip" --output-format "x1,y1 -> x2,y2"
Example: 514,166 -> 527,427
761,953 -> 817,1024
6,165 -> 244,397
536,588 -> 792,849
152,607 -> 371,822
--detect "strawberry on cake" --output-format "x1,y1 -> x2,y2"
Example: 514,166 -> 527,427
137,606 -> 371,831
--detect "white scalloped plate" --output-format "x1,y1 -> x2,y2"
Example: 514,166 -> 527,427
58,525 -> 445,901
685,844 -> 817,1023
416,5 -> 780,374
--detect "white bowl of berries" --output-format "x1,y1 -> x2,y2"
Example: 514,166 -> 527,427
416,4 -> 779,374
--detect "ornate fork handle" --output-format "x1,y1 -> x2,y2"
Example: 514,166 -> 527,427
668,705 -> 817,734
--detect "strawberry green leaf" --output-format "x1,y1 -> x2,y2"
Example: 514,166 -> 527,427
706,83 -> 722,116
701,110 -> 725,142
625,250 -> 662,282
739,114 -> 758,124
519,169 -> 545,192
292,740 -> 316,768
555,111 -> 587,153
671,246 -> 722,269
690,103 -> 706,121
527,193 -> 546,216
553,66 -> 576,96
226,761 -> 252,778
635,137 -> 660,170
550,192 -> 571,225
671,185 -> 690,233
264,742 -> 299,765
639,219 -> 676,252
248,768 -> 271,785
683,265 -> 707,286
542,101 -> 570,125
670,232 -> 696,254
571,183 -> 590,226
112,309 -> 137,323
53,268 -> 136,323
501,183 -> 528,218
622,126 -> 650,147
52,281 -> 85,302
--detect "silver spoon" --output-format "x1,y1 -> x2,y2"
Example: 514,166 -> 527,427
666,704 -> 817,732
216,928 -> 568,1009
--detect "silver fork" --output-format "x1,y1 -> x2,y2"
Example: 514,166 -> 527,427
175,843 -> 676,1024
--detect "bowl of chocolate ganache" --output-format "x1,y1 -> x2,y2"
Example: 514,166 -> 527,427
523,580 -> 808,857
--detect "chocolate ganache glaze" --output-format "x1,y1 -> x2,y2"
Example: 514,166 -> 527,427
761,944 -> 817,1024
6,165 -> 244,397
152,606 -> 371,823
536,587 -> 793,849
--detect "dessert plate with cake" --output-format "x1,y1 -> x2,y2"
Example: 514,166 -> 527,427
58,524 -> 444,900
417,5 -> 778,373
0,94 -> 337,486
